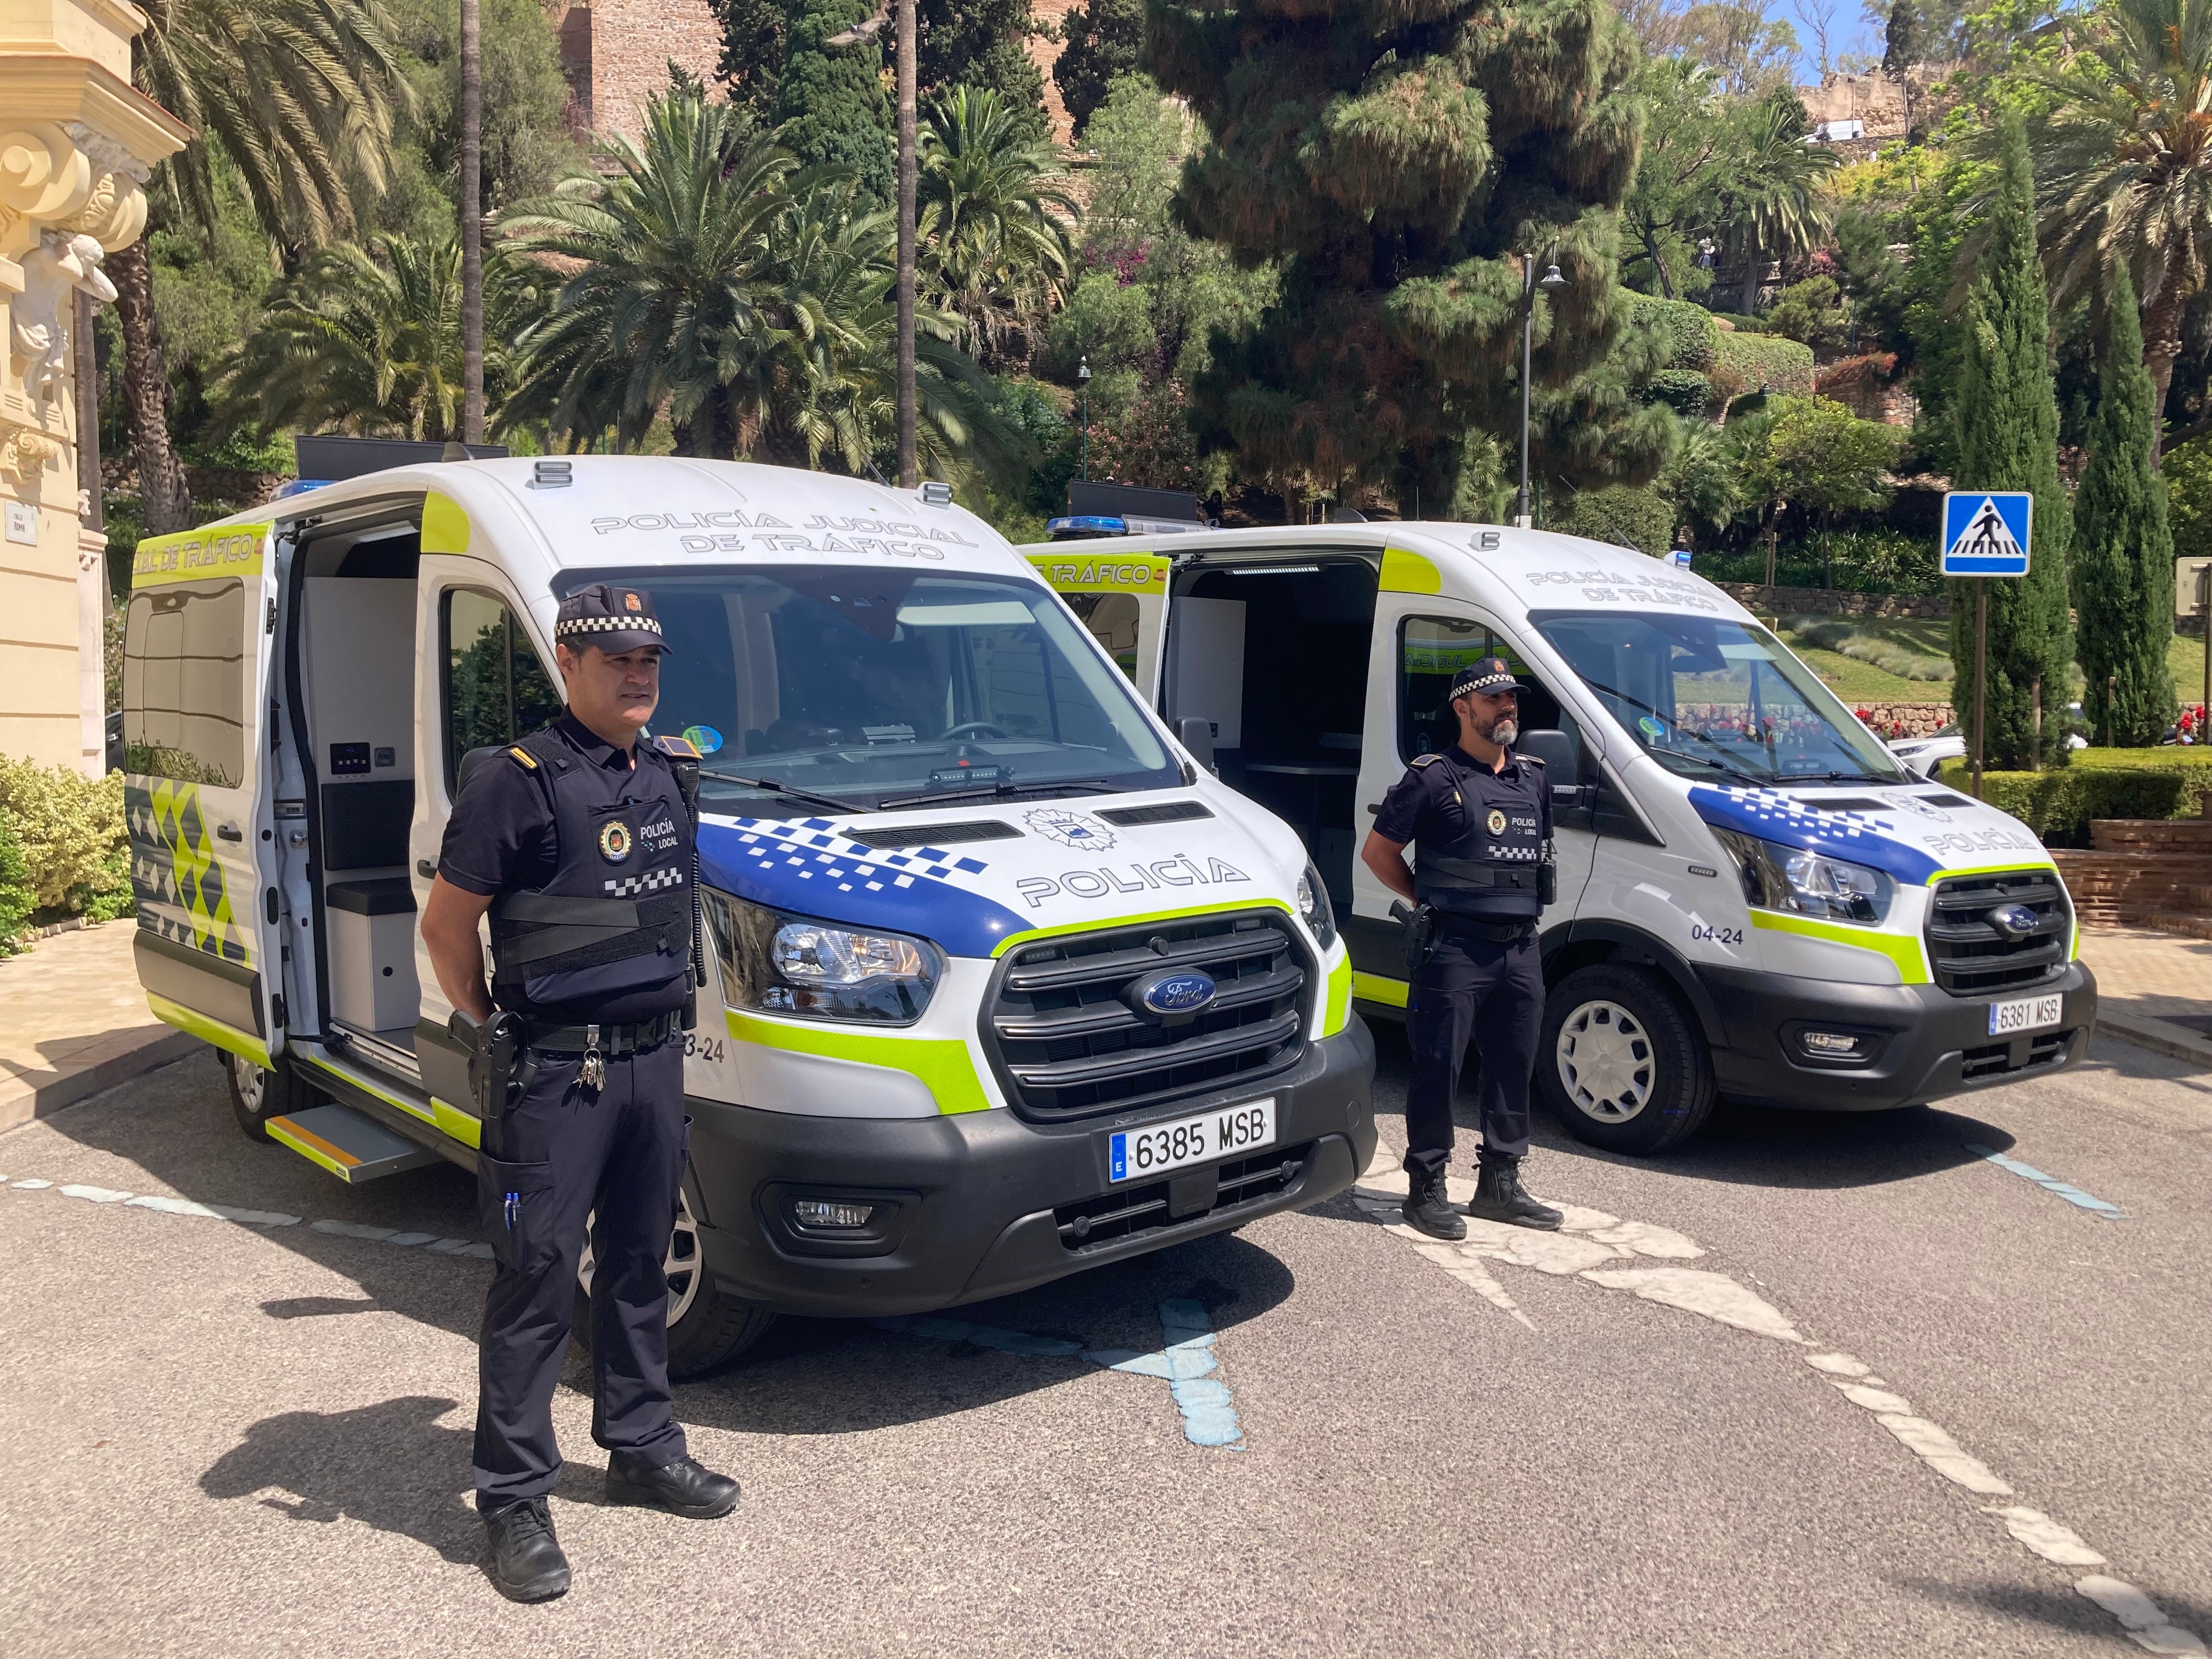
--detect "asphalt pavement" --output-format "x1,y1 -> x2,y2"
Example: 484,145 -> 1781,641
0,1024 -> 2205,1658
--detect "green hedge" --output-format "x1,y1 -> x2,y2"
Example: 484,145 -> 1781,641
0,758 -> 132,951
1934,758 -> 2210,847
0,817 -> 31,956
1555,485 -> 1674,557
1628,294 -> 1717,370
1712,330 -> 1816,399
1644,369 -> 1712,417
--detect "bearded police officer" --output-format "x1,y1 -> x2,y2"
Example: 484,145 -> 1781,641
1358,656 -> 1564,1240
421,583 -> 739,1604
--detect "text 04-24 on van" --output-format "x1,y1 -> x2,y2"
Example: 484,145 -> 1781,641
121,454 -> 1376,1374
1019,516 -> 2095,1154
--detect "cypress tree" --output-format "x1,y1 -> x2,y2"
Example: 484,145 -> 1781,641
1144,0 -> 1657,509
772,0 -> 895,198
1949,112 -> 2073,769
1055,0 -> 1144,136
2074,263 -> 2177,745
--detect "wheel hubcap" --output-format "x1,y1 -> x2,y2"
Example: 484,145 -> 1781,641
1557,1000 -> 1655,1124
231,1053 -> 265,1114
579,1184 -> 703,1327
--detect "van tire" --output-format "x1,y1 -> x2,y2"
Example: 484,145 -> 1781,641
223,1051 -> 324,1142
573,1177 -> 778,1379
1539,964 -> 1716,1155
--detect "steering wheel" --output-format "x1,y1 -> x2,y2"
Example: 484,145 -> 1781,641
938,721 -> 1010,742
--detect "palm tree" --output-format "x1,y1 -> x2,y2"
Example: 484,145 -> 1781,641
1719,94 -> 1840,313
2023,0 -> 2212,448
116,0 -> 411,531
501,91 -> 1027,486
212,234 -> 551,441
498,95 -> 800,457
916,86 -> 1077,366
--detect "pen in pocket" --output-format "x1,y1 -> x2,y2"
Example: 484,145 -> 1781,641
504,1192 -> 520,1231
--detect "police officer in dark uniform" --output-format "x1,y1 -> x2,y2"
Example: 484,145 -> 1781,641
1359,656 -> 1564,1240
421,583 -> 739,1604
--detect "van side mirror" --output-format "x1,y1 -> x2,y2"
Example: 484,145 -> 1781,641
1176,716 -> 1217,776
1519,728 -> 1588,809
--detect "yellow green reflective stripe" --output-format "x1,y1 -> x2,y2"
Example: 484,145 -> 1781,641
726,1011 -> 993,1114
301,1053 -> 439,1127
433,1097 -> 483,1148
146,993 -> 269,1068
1379,547 -> 1441,594
1025,551 -> 1170,592
1750,911 -> 1929,983
990,899 -> 1296,958
1352,971 -> 1409,1007
1321,953 -> 1352,1035
131,521 -> 270,587
422,490 -> 471,554
266,1115 -> 358,1178
1929,861 -> 2060,885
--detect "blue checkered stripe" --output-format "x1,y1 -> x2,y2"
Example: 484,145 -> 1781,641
1489,845 -> 1540,862
603,866 -> 687,898
698,815 -> 1029,957
718,816 -> 992,894
1688,786 -> 1943,885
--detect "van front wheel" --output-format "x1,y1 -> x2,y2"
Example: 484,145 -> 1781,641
223,1050 -> 324,1143
575,1180 -> 777,1379
1539,965 -> 1715,1154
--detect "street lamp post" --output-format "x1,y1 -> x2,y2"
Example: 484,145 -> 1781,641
1078,356 -> 1091,479
1515,254 -> 1566,529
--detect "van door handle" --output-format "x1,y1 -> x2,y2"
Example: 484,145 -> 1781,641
216,823 -> 243,842
417,859 -> 437,879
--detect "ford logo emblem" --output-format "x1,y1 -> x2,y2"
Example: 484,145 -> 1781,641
1987,903 -> 2040,938
1137,970 -> 1218,1015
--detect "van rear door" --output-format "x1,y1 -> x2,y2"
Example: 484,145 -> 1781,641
123,521 -> 289,1063
1024,549 -> 1172,704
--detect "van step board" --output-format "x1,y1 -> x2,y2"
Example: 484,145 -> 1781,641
267,1103 -> 442,1184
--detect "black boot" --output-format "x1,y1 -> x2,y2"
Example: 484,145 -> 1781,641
606,1451 -> 742,1519
1401,1169 -> 1466,1240
483,1497 -> 570,1603
1467,1154 -> 1562,1231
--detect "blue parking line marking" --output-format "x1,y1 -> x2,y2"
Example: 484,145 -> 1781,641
876,1300 -> 1247,1449
1965,1144 -> 2127,1219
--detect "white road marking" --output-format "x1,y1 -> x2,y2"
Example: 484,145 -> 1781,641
2075,1577 -> 2209,1655
0,1173 -> 478,1254
1350,1147 -> 2201,1653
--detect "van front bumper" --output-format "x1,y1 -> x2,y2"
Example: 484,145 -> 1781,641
1695,961 -> 2097,1111
681,1019 -> 1377,1318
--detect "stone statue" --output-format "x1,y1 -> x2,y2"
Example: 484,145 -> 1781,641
13,230 -> 117,415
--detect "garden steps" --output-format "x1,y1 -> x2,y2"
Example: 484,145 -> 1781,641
2088,817 -> 2212,853
2051,847 -> 2212,931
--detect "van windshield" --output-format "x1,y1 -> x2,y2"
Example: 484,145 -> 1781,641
564,566 -> 1179,815
1530,611 -> 1909,786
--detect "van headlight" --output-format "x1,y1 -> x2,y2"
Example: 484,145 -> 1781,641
1296,862 -> 1338,949
701,888 -> 942,1023
1713,830 -> 1892,924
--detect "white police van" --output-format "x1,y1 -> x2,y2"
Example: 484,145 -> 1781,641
1019,522 -> 2096,1154
120,455 -> 1374,1373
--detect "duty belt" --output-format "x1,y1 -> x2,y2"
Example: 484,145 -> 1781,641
1438,915 -> 1536,944
522,1009 -> 682,1057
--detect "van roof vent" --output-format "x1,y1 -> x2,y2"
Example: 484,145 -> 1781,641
846,820 -> 1022,849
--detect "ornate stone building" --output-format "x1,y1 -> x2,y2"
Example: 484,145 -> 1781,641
1,0 -> 187,773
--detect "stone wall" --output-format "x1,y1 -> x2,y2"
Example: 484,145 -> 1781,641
1848,702 -> 1955,738
1717,582 -> 1949,619
549,0 -> 723,143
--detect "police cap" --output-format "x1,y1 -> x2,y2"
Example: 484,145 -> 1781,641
554,583 -> 670,655
1448,655 -> 1524,701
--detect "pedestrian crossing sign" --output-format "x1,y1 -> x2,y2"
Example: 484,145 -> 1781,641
1942,491 -> 2033,576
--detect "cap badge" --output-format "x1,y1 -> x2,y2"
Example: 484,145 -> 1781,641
624,592 -> 641,612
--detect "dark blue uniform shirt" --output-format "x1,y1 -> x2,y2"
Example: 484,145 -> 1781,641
438,711 -> 657,899
1375,742 -> 1551,919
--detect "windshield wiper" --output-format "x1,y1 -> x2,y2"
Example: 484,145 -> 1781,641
1645,747 -> 1770,789
878,777 -> 1120,810
697,768 -> 861,815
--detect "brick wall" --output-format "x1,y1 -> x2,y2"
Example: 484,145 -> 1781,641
549,0 -> 724,143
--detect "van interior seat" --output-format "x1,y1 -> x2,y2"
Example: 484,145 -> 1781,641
326,876 -> 416,916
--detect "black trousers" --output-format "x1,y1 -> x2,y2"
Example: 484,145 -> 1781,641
473,1036 -> 688,1512
1403,924 -> 1543,1179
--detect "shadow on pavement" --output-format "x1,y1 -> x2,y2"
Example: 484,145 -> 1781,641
200,1395 -> 483,1565
41,1045 -> 1301,1436
1901,1576 -> 2212,1649
1366,1008 -> 2019,1193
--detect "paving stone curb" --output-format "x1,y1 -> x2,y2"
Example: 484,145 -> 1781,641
0,1026 -> 202,1137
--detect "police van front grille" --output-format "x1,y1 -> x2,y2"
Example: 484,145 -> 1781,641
985,912 -> 1311,1121
1924,870 -> 2073,997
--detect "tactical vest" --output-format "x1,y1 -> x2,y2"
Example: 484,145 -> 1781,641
487,725 -> 697,1023
1411,751 -> 1546,921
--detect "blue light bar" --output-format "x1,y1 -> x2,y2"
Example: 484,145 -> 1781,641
1046,515 -> 1128,537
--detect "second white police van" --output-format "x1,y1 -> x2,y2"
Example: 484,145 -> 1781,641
1020,518 -> 2096,1154
120,455 -> 1374,1373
